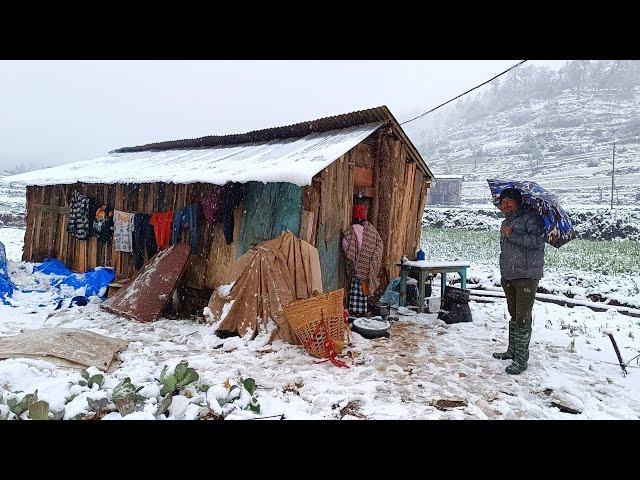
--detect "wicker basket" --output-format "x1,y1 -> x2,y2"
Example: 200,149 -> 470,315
285,289 -> 346,359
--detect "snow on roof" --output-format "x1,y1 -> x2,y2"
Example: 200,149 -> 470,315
434,175 -> 464,180
2,123 -> 382,187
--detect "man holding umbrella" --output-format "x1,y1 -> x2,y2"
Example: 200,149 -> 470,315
494,187 -> 546,375
488,179 -> 576,374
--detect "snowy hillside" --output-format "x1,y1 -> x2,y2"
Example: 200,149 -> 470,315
0,171 -> 25,228
407,61 -> 640,206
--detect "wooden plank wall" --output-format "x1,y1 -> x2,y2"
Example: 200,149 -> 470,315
22,182 -> 246,291
306,152 -> 355,292
21,131 -> 430,302
372,128 -> 431,293
301,131 -> 430,297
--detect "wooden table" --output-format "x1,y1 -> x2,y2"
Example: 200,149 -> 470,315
397,261 -> 470,313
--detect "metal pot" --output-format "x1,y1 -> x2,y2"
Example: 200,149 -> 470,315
374,302 -> 390,319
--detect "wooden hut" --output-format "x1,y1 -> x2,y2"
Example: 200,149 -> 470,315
6,106 -> 433,309
427,175 -> 463,205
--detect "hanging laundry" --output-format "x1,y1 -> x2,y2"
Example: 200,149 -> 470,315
67,190 -> 82,236
200,187 -> 224,222
150,210 -> 174,250
113,210 -> 135,252
93,205 -> 115,243
222,183 -> 245,245
172,203 -> 198,250
133,213 -> 158,270
93,205 -> 107,235
67,190 -> 93,240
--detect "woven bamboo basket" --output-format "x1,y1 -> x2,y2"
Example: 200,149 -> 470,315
285,289 -> 346,359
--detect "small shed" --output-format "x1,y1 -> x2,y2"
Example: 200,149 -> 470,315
427,175 -> 463,205
5,106 -> 434,308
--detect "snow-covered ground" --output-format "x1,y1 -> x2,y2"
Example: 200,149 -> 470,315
0,227 -> 24,261
1,239 -> 639,420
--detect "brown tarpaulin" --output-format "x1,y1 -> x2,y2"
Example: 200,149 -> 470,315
210,246 -> 298,343
208,232 -> 323,344
0,328 -> 129,372
260,231 -> 323,299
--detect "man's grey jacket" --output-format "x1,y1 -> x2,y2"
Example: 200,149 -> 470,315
500,206 -> 546,280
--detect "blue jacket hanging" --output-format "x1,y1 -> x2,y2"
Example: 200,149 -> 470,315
172,203 -> 198,250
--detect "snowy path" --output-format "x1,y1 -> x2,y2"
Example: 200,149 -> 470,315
1,271 -> 638,419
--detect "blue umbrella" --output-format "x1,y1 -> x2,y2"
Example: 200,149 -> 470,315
487,178 -> 577,248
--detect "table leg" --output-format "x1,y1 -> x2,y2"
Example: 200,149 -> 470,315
460,268 -> 467,290
441,272 -> 447,298
419,270 -> 426,313
400,267 -> 408,307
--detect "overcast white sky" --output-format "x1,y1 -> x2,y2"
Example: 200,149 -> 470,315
0,60 -> 566,170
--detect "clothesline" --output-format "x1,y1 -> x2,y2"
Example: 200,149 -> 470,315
65,182 -> 246,270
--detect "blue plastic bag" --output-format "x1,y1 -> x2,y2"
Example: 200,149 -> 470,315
379,277 -> 402,308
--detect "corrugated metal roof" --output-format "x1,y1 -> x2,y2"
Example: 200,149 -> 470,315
4,123 -> 382,187
113,106 -> 393,153
2,105 -> 433,187
111,105 -> 433,179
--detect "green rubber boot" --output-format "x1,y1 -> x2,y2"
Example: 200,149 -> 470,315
493,322 -> 516,360
505,327 -> 531,375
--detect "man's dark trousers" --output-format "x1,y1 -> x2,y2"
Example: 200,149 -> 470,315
502,278 -> 539,367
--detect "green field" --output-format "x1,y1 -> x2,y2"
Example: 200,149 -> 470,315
421,227 -> 640,275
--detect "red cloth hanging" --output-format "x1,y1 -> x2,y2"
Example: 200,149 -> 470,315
150,211 -> 174,250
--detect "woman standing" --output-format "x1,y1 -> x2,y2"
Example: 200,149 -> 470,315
342,204 -> 384,316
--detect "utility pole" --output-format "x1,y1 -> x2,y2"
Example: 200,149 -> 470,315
610,142 -> 616,210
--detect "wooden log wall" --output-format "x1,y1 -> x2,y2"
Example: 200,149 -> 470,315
23,182 -> 244,291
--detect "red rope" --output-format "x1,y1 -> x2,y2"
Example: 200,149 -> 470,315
303,310 -> 349,369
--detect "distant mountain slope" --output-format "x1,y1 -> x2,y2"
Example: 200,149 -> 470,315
0,171 -> 26,227
407,61 -> 640,207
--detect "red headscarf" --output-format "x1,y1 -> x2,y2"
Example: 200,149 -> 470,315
353,204 -> 367,221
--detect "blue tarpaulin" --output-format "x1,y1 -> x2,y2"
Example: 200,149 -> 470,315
0,241 -> 13,304
32,258 -> 115,298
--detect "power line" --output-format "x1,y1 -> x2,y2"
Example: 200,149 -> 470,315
400,60 -> 528,126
